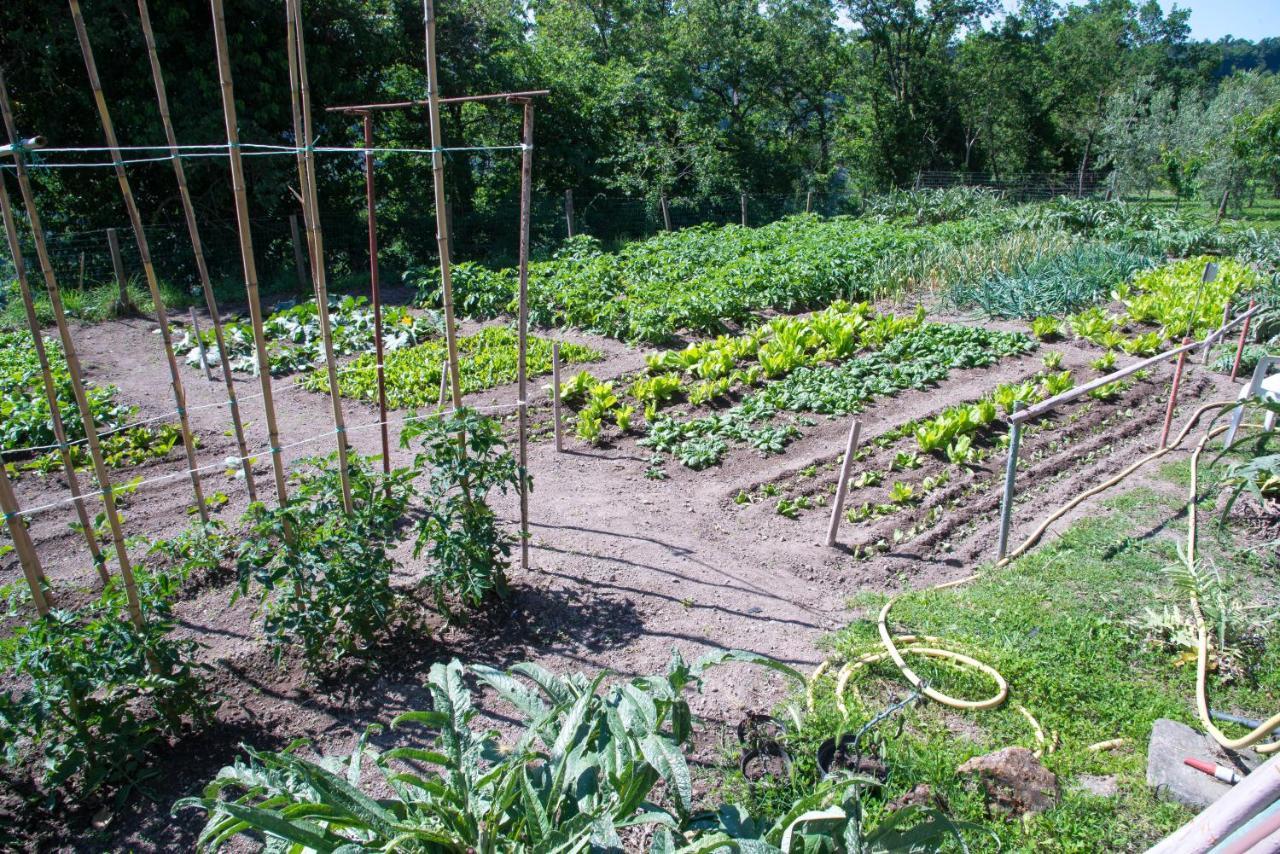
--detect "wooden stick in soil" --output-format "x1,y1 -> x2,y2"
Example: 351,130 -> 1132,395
438,357 -> 449,409
0,72 -> 145,631
995,401 -> 1024,561
0,464 -> 50,616
0,174 -> 107,582
137,0 -> 256,501
210,0 -> 289,507
1160,338 -> 1192,449
515,99 -> 534,571
361,111 -> 391,482
189,308 -> 212,380
552,341 -> 563,452
1231,300 -> 1256,383
825,419 -> 862,547
68,0 -> 209,524
287,0 -> 354,513
106,226 -> 131,314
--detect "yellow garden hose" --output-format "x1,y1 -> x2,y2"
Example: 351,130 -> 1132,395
809,398 -> 1280,758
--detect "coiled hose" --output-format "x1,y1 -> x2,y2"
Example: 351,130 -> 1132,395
811,399 -> 1279,756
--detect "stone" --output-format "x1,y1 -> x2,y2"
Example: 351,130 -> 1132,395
956,746 -> 1059,816
1146,718 -> 1261,810
1073,774 -> 1119,798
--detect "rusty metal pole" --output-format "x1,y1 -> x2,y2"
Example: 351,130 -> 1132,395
515,99 -> 534,571
361,112 -> 391,483
1231,299 -> 1256,382
1160,338 -> 1192,449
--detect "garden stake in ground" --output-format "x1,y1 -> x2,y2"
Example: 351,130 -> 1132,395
0,462 -> 50,615
69,0 -> 209,524
0,165 -> 106,580
286,0 -> 353,513
0,72 -> 146,633
210,0 -> 289,507
136,0 -> 257,500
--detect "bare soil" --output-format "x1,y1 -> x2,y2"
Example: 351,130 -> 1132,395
0,301 -> 1241,850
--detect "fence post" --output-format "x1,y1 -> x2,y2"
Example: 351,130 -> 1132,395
288,213 -> 308,291
660,194 -> 672,231
740,193 -> 748,227
996,401 -> 1024,560
564,188 -> 574,238
107,227 -> 130,311
806,190 -> 814,214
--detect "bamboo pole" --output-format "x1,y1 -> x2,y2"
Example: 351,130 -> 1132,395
210,0 -> 289,507
361,112 -> 391,482
0,72 -> 145,631
289,214 -> 308,290
515,99 -> 533,571
0,463 -> 50,616
286,0 -> 353,513
136,0 -> 256,501
422,0 -> 464,410
68,0 -> 209,524
0,174 -> 107,582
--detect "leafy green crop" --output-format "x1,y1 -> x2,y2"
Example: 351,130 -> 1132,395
180,295 -> 441,377
1114,255 -> 1258,341
308,325 -> 602,410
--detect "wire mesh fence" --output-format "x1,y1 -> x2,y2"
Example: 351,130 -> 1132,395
0,173 -> 1105,311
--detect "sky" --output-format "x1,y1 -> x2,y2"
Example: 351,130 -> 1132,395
1155,0 -> 1280,41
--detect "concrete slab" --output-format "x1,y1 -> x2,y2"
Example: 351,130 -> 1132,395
1146,718 -> 1262,810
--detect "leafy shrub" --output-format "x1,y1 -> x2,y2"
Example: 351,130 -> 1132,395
233,454 -> 414,671
0,569 -> 214,801
401,408 -> 529,614
178,649 -> 808,851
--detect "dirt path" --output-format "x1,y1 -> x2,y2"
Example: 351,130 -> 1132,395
0,305 -> 1242,849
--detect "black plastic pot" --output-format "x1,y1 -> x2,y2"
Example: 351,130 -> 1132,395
740,739 -> 793,783
816,733 -> 888,779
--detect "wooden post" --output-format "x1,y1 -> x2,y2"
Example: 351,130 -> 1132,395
564,188 -> 574,238
1216,187 -> 1230,224
552,341 -> 563,452
825,419 -> 862,547
806,190 -> 814,214
0,170 -> 107,582
660,194 -> 672,231
188,307 -> 212,380
515,99 -> 534,571
437,357 -> 449,409
287,0 -> 353,513
1160,338 -> 1191,449
740,192 -> 748,227
996,401 -> 1023,561
0,464 -> 50,615
1231,299 -> 1256,382
69,0 -> 209,524
136,0 -> 256,501
0,70 -> 145,631
360,112 -> 391,482
211,0 -> 289,507
106,226 -> 130,313
289,214 -> 308,291
444,198 -> 455,257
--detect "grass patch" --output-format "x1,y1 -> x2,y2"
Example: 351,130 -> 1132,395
308,325 -> 603,409
735,481 -> 1280,851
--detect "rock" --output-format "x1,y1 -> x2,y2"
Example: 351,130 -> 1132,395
1073,774 -> 1119,798
956,746 -> 1059,816
887,783 -> 948,814
1146,718 -> 1261,810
